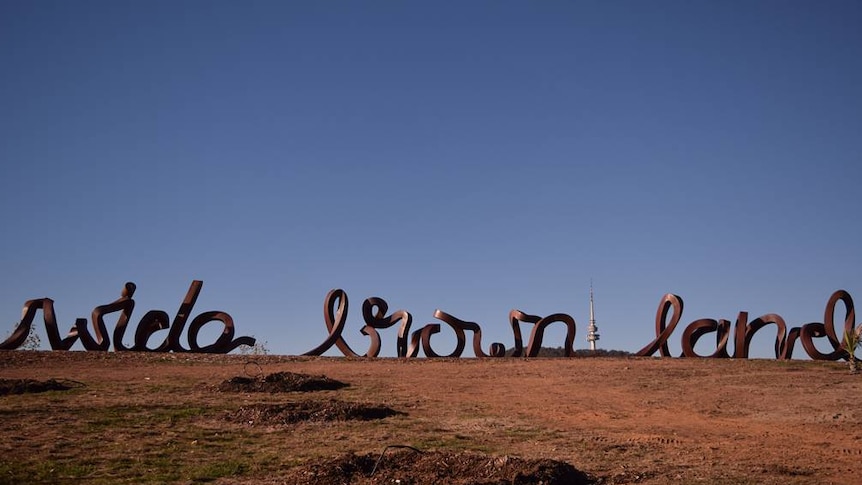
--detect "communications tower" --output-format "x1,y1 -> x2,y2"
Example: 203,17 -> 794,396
586,282 -> 600,351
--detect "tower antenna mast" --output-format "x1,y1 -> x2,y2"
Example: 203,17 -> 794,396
587,280 -> 600,351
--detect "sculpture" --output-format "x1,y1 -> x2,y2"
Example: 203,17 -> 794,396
304,289 -> 575,358
637,290 -> 858,361
0,281 -> 255,353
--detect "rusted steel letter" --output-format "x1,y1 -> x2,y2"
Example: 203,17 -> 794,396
362,297 -> 413,358
681,318 -> 731,358
636,294 -> 684,357
799,290 -> 857,361
1,298 -> 79,350
732,312 -> 787,359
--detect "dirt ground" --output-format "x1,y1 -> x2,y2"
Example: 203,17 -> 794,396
0,351 -> 859,484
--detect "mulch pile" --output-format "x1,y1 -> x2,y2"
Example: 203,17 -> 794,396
225,399 -> 402,426
0,378 -> 81,396
217,371 -> 349,393
281,449 -> 594,485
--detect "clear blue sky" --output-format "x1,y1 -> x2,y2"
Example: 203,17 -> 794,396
2,1 -> 860,358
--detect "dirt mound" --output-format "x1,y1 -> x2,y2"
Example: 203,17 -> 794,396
282,449 -> 594,485
0,378 -> 82,396
226,399 -> 402,426
217,371 -> 349,393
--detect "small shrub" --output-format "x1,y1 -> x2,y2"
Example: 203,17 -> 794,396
843,330 -> 860,374
237,338 -> 269,356
2,326 -> 41,351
